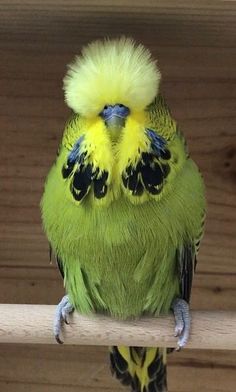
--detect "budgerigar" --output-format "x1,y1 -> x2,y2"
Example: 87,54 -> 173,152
41,37 -> 205,392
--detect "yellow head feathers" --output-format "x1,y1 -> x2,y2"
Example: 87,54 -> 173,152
63,37 -> 161,117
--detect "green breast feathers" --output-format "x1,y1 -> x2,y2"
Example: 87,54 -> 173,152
60,113 -> 186,206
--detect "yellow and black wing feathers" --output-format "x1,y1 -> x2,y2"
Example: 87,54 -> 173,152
110,346 -> 167,392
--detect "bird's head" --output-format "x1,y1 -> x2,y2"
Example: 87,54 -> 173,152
63,37 -> 161,134
60,39 -> 182,205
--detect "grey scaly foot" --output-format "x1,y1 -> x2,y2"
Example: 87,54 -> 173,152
171,298 -> 190,350
54,295 -> 74,344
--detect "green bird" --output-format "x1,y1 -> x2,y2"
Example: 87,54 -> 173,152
41,37 -> 206,392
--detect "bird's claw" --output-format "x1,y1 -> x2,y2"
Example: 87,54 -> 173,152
171,298 -> 190,351
54,295 -> 74,344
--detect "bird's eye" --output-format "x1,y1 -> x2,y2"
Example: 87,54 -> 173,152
118,104 -> 123,107
104,105 -> 108,110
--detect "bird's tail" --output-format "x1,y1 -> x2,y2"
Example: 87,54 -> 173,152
110,346 -> 168,392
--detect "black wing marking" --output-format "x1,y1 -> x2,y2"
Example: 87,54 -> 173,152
48,244 -> 64,280
56,256 -> 64,279
177,210 -> 205,303
176,244 -> 196,303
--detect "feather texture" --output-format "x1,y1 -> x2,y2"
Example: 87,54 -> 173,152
41,39 -> 206,392
110,346 -> 167,392
64,37 -> 160,117
41,115 -> 205,317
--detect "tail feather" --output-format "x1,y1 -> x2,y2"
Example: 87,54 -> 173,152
110,346 -> 167,392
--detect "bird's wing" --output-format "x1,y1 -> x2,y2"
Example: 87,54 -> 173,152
176,244 -> 196,303
56,255 -> 65,279
176,213 -> 205,303
49,243 -> 65,279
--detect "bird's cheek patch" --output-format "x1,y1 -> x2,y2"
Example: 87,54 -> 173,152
72,166 -> 109,202
61,129 -> 111,203
93,171 -> 109,199
121,129 -> 171,200
70,163 -> 94,202
122,152 -> 171,198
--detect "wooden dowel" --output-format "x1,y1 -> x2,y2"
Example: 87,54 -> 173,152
0,304 -> 235,350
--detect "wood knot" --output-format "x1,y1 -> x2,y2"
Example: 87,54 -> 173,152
221,146 -> 236,184
213,286 -> 222,294
224,146 -> 236,168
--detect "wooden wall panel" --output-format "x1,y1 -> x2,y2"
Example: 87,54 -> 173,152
0,345 -> 235,392
0,1 -> 236,391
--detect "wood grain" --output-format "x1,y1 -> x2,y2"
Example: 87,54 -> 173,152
0,0 -> 236,391
1,305 -> 236,350
0,345 -> 235,392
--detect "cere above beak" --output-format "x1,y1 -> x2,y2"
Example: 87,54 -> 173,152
100,104 -> 130,128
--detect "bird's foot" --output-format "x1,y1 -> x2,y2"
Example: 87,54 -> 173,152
171,298 -> 190,351
54,295 -> 74,344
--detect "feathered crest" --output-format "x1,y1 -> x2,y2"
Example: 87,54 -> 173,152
63,37 -> 161,117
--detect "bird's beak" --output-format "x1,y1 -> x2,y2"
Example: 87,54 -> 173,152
100,104 -> 130,129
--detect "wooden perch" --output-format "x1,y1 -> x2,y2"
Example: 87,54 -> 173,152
0,304 -> 235,350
